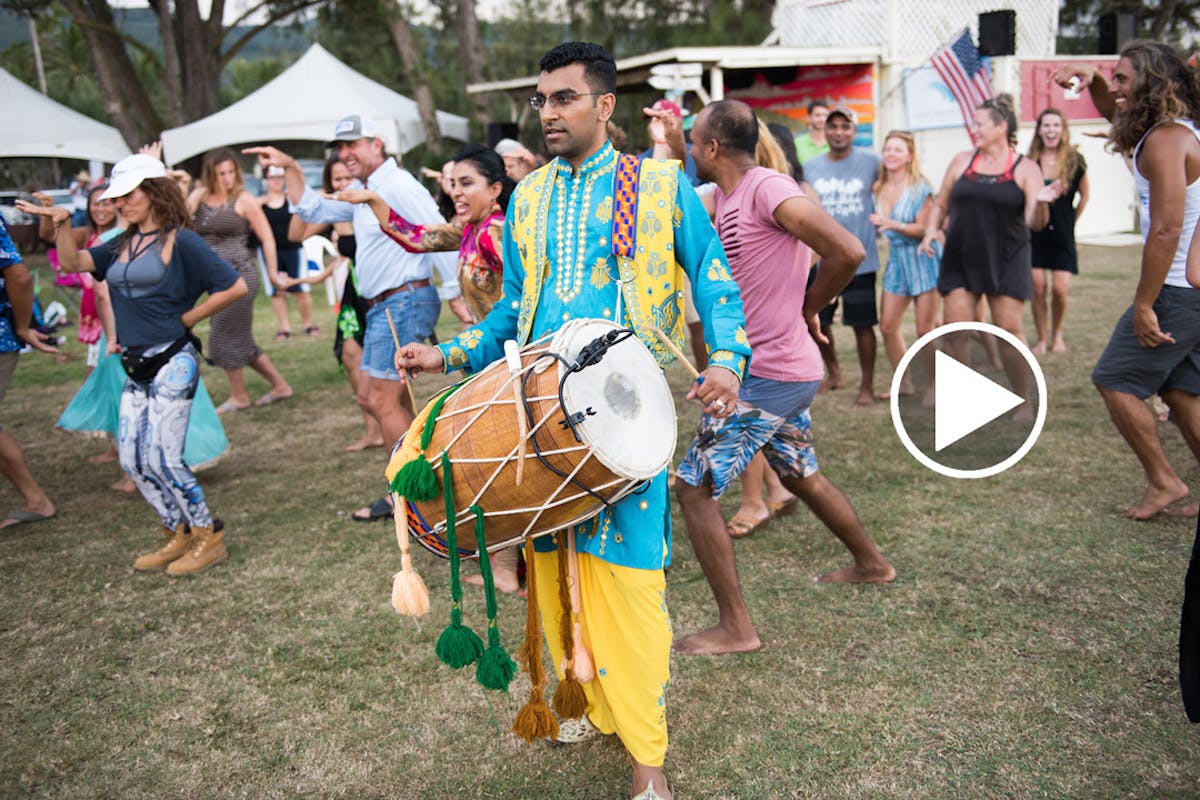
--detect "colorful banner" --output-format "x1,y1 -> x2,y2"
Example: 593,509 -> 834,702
726,63 -> 875,147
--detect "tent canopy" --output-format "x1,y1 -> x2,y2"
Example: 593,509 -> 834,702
1,66 -> 131,163
162,44 -> 470,163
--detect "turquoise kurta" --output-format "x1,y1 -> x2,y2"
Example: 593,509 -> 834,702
438,143 -> 749,571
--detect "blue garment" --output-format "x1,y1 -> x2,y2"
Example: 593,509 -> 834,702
436,142 -> 749,570
0,217 -> 24,353
291,158 -> 459,301
57,332 -> 228,469
881,181 -> 941,297
88,230 -> 239,349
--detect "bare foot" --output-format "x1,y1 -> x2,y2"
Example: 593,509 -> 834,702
344,436 -> 384,452
820,373 -> 846,393
1124,481 -> 1190,521
672,625 -> 762,655
111,475 -> 136,493
464,567 -> 520,593
1012,404 -> 1035,423
89,447 -> 119,464
815,562 -> 897,584
1051,337 -> 1067,353
1031,340 -> 1047,355
854,390 -> 875,407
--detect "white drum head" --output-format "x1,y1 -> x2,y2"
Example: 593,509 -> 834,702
552,319 -> 677,480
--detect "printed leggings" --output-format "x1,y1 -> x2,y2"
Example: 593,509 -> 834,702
118,344 -> 213,531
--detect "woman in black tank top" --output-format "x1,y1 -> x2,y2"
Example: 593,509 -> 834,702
919,94 -> 1060,414
259,167 -> 317,338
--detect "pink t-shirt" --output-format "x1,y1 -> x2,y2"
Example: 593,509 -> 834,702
713,167 -> 821,382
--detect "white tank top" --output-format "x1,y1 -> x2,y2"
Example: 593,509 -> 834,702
1133,118 -> 1200,288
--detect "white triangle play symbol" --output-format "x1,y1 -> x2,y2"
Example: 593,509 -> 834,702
934,350 -> 1025,451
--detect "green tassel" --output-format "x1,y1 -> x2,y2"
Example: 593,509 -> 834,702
391,458 -> 438,501
435,451 -> 482,670
389,384 -> 464,502
469,505 -> 516,691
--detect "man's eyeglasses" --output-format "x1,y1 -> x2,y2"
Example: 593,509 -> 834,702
528,91 -> 607,111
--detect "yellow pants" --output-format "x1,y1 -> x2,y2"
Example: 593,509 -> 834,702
532,548 -> 672,767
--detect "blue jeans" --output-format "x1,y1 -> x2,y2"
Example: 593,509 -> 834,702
361,285 -> 440,380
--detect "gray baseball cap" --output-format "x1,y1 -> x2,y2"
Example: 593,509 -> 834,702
326,114 -> 381,148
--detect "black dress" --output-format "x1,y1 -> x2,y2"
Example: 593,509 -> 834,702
1030,159 -> 1087,273
938,150 -> 1033,301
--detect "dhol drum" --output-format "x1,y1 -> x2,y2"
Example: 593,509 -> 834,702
400,319 -> 677,558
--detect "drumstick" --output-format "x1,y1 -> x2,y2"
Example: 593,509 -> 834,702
504,340 -> 527,486
385,308 -> 418,410
650,325 -> 701,379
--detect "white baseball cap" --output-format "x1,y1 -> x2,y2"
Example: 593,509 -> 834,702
99,154 -> 167,200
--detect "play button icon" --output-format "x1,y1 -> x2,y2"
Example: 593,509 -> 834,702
933,350 -> 1025,451
890,322 -> 1047,479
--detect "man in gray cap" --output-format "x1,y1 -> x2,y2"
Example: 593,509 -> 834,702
246,116 -> 469,520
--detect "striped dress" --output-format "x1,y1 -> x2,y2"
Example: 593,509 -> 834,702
194,200 -> 262,368
881,181 -> 942,298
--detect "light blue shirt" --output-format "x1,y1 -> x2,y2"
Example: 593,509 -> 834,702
291,157 -> 459,300
436,142 -> 750,570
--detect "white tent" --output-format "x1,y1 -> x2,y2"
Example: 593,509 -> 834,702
0,66 -> 131,163
161,44 -> 470,163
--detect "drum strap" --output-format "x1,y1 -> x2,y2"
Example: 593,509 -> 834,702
610,154 -> 641,326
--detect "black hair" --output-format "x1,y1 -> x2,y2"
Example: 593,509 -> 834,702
702,99 -> 759,156
979,93 -> 1019,146
807,98 -> 831,115
452,143 -> 516,212
538,42 -> 617,95
767,122 -> 804,182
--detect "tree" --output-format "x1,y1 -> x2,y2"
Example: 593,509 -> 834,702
1058,0 -> 1200,52
386,1 -> 442,148
58,0 -> 325,146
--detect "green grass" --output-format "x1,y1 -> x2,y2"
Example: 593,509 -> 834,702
1,245 -> 1198,799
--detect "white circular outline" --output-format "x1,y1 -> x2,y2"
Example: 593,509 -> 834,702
889,321 -> 1047,479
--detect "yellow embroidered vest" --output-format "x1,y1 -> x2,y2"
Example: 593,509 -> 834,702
509,152 -> 685,369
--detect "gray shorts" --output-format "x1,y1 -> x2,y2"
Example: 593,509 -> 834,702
1092,284 -> 1200,399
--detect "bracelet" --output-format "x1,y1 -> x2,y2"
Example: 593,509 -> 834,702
924,227 -> 938,237
652,139 -> 668,145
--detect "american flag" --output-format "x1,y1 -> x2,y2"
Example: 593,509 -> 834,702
931,28 -> 995,133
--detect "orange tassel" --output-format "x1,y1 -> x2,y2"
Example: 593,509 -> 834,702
511,538 -> 558,742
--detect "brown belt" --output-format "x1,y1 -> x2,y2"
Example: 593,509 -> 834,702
365,279 -> 432,309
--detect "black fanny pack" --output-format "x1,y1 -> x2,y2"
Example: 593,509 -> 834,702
120,332 -> 204,383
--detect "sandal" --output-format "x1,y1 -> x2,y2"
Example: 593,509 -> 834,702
726,511 -> 770,539
767,497 -> 799,519
351,496 -> 393,522
304,325 -> 320,336
276,330 -> 292,340
215,400 -> 250,415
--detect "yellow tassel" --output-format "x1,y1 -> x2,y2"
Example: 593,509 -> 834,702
390,495 -> 430,616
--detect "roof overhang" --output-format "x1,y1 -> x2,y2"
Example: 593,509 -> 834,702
467,45 -> 884,96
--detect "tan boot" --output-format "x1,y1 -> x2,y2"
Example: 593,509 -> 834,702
166,525 -> 227,576
133,524 -> 191,571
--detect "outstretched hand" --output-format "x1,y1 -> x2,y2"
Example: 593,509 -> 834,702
242,145 -> 294,171
15,199 -> 69,226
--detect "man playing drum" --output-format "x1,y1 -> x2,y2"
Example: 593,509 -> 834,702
397,41 -> 749,800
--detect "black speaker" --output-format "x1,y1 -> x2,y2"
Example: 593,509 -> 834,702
978,10 -> 1017,56
1098,12 -> 1137,55
486,122 -> 518,148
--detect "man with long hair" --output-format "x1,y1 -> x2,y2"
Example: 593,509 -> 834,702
1053,42 -> 1200,520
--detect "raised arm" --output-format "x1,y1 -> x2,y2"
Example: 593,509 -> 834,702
14,200 -> 96,273
333,187 -> 464,253
1050,65 -> 1116,122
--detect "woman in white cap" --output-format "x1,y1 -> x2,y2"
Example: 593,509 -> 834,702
18,154 -> 248,575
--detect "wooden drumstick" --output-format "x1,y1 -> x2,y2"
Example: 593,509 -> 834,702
504,340 -> 527,486
650,325 -> 701,379
385,308 -> 419,410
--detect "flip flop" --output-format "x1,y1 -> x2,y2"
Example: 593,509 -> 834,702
768,497 -> 799,519
215,400 -> 250,415
0,509 -> 54,529
304,325 -> 320,336
727,511 -> 770,539
351,496 -> 393,522
256,391 -> 293,407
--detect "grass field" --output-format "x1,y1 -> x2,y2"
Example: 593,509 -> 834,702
1,244 -> 1197,799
